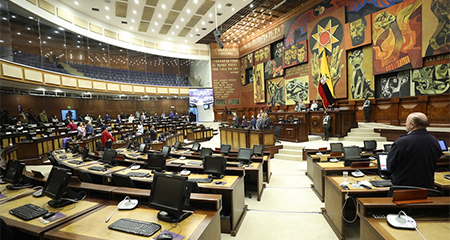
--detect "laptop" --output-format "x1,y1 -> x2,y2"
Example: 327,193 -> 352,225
377,153 -> 391,179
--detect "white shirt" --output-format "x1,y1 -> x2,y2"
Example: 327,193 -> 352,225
128,116 -> 135,123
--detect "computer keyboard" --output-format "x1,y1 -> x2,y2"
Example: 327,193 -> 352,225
129,154 -> 139,157
88,166 -> 107,172
369,180 -> 393,187
9,204 -> 48,221
226,162 -> 243,167
59,155 -> 67,159
108,218 -> 161,237
188,178 -> 214,183
187,161 -> 202,165
55,150 -> 64,154
68,160 -> 83,165
126,172 -> 150,178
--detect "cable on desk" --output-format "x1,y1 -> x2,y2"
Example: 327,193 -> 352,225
341,188 -> 358,224
0,186 -> 43,205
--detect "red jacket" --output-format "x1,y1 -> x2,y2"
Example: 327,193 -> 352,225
101,130 -> 114,146
67,123 -> 77,131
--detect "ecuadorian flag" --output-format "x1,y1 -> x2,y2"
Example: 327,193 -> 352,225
318,54 -> 335,109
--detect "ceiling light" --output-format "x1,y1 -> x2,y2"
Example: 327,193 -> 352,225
202,21 -> 205,25
187,9 -> 190,13
185,40 -> 187,42
162,4 -> 166,9
190,34 -> 193,37
130,26 -> 133,29
27,27 -> 30,30
209,13 -> 213,18
135,0 -> 139,3
11,15 -> 16,18
155,22 -> 158,26
169,38 -> 171,40
74,1 -> 79,5
106,16 -> 110,19
43,41 -> 46,43
151,29 -> 155,32
250,4 -> 254,8
28,41 -> 32,43
131,19 -> 135,22
195,28 -> 198,32
133,10 -> 137,14
181,18 -> 184,22
176,25 -> 179,29
171,32 -> 174,35
54,31 -> 59,34
17,32 -> 21,35
194,0 -> 198,3
232,7 -> 235,11
105,6 -> 109,10
28,16 -> 33,20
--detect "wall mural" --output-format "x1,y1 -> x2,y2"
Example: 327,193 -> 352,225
411,63 -> 450,95
422,0 -> 450,57
254,46 -> 271,65
285,76 -> 309,105
308,7 -> 346,100
344,14 -> 372,50
253,63 -> 266,103
264,58 -> 284,80
375,70 -> 411,98
347,46 -> 375,100
283,40 -> 308,68
267,77 -> 286,106
372,0 -> 423,75
273,40 -> 284,59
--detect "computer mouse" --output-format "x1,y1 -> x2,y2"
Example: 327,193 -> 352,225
214,181 -> 223,185
157,233 -> 173,240
33,189 -> 44,197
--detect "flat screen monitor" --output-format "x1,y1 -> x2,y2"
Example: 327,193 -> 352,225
81,147 -> 91,161
220,144 -> 231,155
330,143 -> 344,153
343,146 -> 361,159
189,88 -> 214,105
204,155 -> 226,179
3,160 -> 25,190
61,109 -> 77,121
43,166 -> 73,208
138,144 -> 147,153
384,144 -> 392,152
147,153 -> 166,172
199,148 -> 213,160
148,173 -> 192,223
161,145 -> 171,158
438,140 -> 448,152
237,148 -> 253,164
192,142 -> 201,152
278,117 -> 284,122
363,140 -> 377,152
173,141 -> 182,150
377,153 -> 391,179
101,149 -> 117,166
293,118 -> 299,123
71,144 -> 80,154
253,145 -> 264,157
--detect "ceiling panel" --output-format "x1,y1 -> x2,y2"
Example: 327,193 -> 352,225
178,27 -> 191,37
159,24 -> 171,35
172,0 -> 188,12
186,15 -> 201,28
145,0 -> 159,7
164,11 -> 180,25
196,0 -> 214,15
141,6 -> 155,21
115,2 -> 128,18
138,21 -> 150,32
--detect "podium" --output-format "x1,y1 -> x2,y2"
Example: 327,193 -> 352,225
219,127 -> 274,150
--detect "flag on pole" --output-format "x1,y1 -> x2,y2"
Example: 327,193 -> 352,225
318,53 -> 335,109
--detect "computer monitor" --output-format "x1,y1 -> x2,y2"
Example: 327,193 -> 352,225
64,139 -> 72,152
71,144 -> 80,154
101,149 -> 117,166
148,173 -> 192,223
343,146 -> 361,159
191,142 -> 201,152
237,148 -> 253,164
377,153 -> 391,179
161,145 -> 171,158
147,153 -> 166,172
138,144 -> 147,153
330,142 -> 344,153
204,155 -> 226,179
3,160 -> 25,190
199,148 -> 213,160
43,166 -> 73,208
220,144 -> 231,156
363,140 -> 377,152
253,145 -> 264,157
81,147 -> 91,162
173,141 -> 182,150
438,140 -> 448,152
384,144 -> 392,152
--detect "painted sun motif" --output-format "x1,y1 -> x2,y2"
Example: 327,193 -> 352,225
311,19 -> 339,54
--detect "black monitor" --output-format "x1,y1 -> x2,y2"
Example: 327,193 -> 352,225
220,144 -> 231,156
330,142 -> 344,153
64,139 -> 72,152
438,140 -> 448,152
3,160 -> 25,190
343,146 -> 361,159
101,149 -> 117,166
376,153 -> 391,179
161,145 -> 171,158
192,142 -> 201,152
237,148 -> 253,164
204,155 -> 226,179
253,145 -> 264,157
138,144 -> 147,153
199,148 -> 213,160
147,153 -> 166,172
173,141 -> 182,150
148,173 -> 192,223
71,144 -> 80,154
81,147 -> 91,161
384,144 -> 392,152
363,140 -> 377,152
43,166 -> 73,208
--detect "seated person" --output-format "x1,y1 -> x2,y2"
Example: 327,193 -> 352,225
67,119 -> 77,131
310,100 -> 318,111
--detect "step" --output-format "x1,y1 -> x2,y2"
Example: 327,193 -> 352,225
274,153 -> 303,161
282,144 -> 305,151
308,135 -> 322,141
343,136 -> 387,141
278,148 -> 303,155
347,132 -> 382,137
350,128 -> 375,133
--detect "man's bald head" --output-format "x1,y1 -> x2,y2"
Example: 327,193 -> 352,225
406,112 -> 428,132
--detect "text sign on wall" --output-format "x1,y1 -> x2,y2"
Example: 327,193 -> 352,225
211,59 -> 241,107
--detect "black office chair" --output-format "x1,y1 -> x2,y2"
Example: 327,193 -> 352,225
77,169 -> 93,183
48,155 -> 60,167
143,137 -> 151,144
111,173 -> 135,188
384,144 -> 392,152
95,141 -> 105,152
274,126 -> 282,144
387,186 -> 442,197
220,144 -> 232,156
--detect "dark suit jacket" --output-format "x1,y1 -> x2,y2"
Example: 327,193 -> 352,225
233,117 -> 239,127
387,129 -> 441,189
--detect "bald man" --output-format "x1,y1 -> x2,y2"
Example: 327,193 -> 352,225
387,112 -> 441,189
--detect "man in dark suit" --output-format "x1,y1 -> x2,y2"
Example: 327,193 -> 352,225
262,113 -> 271,130
232,112 -> 239,127
387,112 -> 441,189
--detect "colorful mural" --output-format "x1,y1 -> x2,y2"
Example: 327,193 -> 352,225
253,63 -> 266,103
422,0 -> 450,57
344,14 -> 372,50
267,77 -> 286,106
375,70 -> 411,98
411,63 -> 450,95
347,46 -> 375,100
285,77 -> 309,105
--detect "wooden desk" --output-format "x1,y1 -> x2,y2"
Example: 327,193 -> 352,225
357,197 -> 450,240
435,171 -> 450,195
0,194 -> 101,238
219,127 -> 275,150
44,205 -> 221,240
271,122 -> 308,142
322,175 -> 390,240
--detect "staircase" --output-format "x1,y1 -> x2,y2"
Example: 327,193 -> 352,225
344,123 -> 387,142
275,144 -> 304,161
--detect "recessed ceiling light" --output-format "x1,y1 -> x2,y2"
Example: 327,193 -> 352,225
11,15 -> 16,18
133,10 -> 137,14
151,29 -> 155,32
171,32 -> 174,35
232,7 -> 235,11
28,16 -> 33,19
176,25 -> 179,29
74,1 -> 79,5
162,4 -> 166,9
195,28 -> 198,32
105,6 -> 109,10
218,4 -> 222,9
158,14 -> 161,18
181,18 -> 184,22
194,0 -> 198,3
131,19 -> 135,22
187,9 -> 190,13
202,21 -> 205,25
209,13 -> 212,18
28,40 -> 32,43
17,32 -> 21,35
43,41 -> 46,43
190,34 -> 193,37
185,40 -> 187,42
27,27 -> 30,30
155,22 -> 158,26
130,26 -> 133,29
106,16 -> 110,19
250,4 -> 254,8
135,0 -> 139,3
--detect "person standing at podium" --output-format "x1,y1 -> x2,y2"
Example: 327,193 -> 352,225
322,111 -> 331,141
387,112 -> 441,189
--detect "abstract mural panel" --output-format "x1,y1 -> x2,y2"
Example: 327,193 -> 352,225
267,77 -> 285,106
411,63 -> 450,95
422,0 -> 450,57
375,70 -> 411,98
347,46 -> 375,100
264,58 -> 284,80
344,14 -> 372,50
283,40 -> 308,68
285,76 -> 309,105
253,63 -> 266,103
254,46 -> 271,66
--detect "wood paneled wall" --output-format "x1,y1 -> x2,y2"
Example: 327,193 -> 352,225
0,93 -> 189,120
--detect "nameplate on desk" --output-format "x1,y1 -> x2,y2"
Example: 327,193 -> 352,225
23,130 -> 28,133
61,132 -> 65,135
6,132 -> 11,135
392,189 -> 433,205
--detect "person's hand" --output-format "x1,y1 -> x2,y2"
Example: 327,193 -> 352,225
330,46 -> 344,86
311,52 -> 320,86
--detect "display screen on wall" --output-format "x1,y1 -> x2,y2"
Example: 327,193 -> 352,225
189,88 -> 214,105
61,110 -> 78,120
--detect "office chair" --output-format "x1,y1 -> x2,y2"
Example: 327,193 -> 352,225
220,144 -> 232,156
95,141 -> 105,151
48,155 -> 60,167
77,169 -> 93,183
143,137 -> 151,143
274,126 -> 282,144
387,186 -> 442,197
111,173 -> 135,188
384,144 -> 392,152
